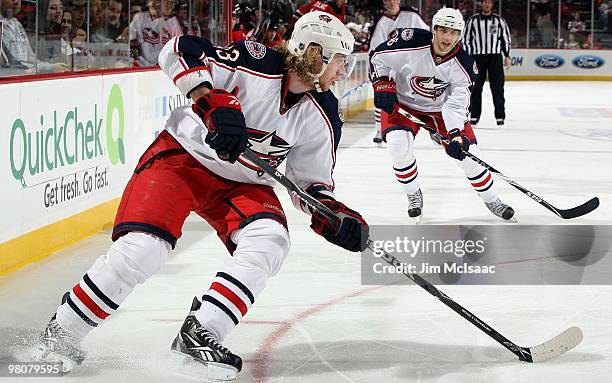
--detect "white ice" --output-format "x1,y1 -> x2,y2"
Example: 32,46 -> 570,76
1,82 -> 612,383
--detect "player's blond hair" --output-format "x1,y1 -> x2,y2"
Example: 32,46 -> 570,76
274,41 -> 323,83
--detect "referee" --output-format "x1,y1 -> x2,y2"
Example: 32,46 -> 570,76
463,0 -> 512,126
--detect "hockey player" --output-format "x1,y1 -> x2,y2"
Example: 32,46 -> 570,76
33,11 -> 368,381
368,0 -> 428,144
369,7 -> 515,221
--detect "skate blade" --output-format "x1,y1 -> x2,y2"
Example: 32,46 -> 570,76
170,351 -> 238,382
408,214 -> 423,224
31,344 -> 76,375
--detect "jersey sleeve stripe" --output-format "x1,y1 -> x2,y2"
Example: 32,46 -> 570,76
172,65 -> 211,84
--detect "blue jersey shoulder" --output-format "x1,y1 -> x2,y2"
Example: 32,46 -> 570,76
455,47 -> 477,81
308,91 -> 342,150
175,36 -> 285,76
373,28 -> 432,53
232,41 -> 285,75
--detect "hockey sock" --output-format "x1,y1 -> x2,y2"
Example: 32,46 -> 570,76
456,145 -> 497,202
386,130 -> 420,194
56,232 -> 170,340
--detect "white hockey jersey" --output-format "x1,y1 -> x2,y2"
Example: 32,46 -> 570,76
158,37 -> 343,208
129,11 -> 170,66
368,6 -> 429,54
369,28 -> 477,132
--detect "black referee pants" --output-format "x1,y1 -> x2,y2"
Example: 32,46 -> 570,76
470,54 -> 505,121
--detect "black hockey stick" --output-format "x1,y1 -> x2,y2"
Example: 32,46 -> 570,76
241,147 -> 583,363
395,108 -> 599,219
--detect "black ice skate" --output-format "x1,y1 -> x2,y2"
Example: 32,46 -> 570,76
171,297 -> 242,382
407,189 -> 423,223
32,313 -> 86,374
485,198 -> 516,221
373,130 -> 383,145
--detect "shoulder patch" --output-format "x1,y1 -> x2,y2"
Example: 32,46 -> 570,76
401,28 -> 414,41
338,106 -> 345,123
245,41 -> 267,59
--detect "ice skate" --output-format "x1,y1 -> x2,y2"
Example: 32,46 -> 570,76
32,312 -> 86,375
171,297 -> 242,382
485,198 -> 516,222
407,189 -> 423,223
373,130 -> 383,146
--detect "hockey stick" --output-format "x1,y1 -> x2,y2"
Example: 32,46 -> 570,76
241,147 -> 584,363
396,107 -> 599,219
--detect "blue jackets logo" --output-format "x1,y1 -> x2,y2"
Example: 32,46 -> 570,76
572,55 -> 605,69
534,55 -> 564,69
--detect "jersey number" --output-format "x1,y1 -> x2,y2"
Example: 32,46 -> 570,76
216,46 -> 240,62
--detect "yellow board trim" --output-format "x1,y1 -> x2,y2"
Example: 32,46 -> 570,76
507,75 -> 612,81
344,98 -> 374,120
0,198 -> 120,275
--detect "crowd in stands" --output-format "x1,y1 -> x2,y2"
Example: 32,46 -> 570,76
1,0 -> 612,77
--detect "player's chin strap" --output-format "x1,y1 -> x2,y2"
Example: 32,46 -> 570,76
310,62 -> 328,93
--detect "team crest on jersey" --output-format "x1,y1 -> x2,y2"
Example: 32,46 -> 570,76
319,14 -> 332,23
401,28 -> 414,41
489,24 -> 498,34
245,41 -> 267,59
238,128 -> 292,175
410,76 -> 450,100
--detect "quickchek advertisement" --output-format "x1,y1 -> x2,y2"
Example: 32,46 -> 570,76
1,71 -> 177,243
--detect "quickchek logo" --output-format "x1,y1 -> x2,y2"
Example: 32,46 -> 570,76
106,84 -> 126,165
9,84 -> 126,185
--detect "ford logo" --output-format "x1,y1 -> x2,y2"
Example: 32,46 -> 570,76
534,55 -> 565,69
572,55 -> 605,69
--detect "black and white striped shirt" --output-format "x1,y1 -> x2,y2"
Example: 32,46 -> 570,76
463,13 -> 511,57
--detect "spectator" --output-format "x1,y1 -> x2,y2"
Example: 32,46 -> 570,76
277,21 -> 287,40
0,0 -> 67,72
70,0 -> 88,38
564,32 -> 580,49
90,0 -> 106,32
536,12 -> 557,47
568,11 -> 585,33
290,0 -> 347,27
165,0 -> 201,38
129,0 -> 167,66
599,1 -> 610,32
92,0 -> 128,42
262,21 -> 283,47
130,2 -> 142,22
45,0 -> 64,34
231,2 -> 257,42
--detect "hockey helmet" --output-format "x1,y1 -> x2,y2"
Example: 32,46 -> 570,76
288,11 -> 356,90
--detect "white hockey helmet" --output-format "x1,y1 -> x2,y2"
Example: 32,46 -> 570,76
288,11 -> 356,90
432,7 -> 465,38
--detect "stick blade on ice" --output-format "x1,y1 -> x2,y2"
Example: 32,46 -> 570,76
526,326 -> 583,363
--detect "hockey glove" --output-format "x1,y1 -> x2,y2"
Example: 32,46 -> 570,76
373,76 -> 398,114
445,128 -> 470,161
311,200 -> 369,252
192,87 -> 248,163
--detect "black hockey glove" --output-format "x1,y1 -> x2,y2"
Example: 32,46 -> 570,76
192,87 -> 248,163
445,128 -> 470,161
311,200 -> 369,252
373,76 -> 398,114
